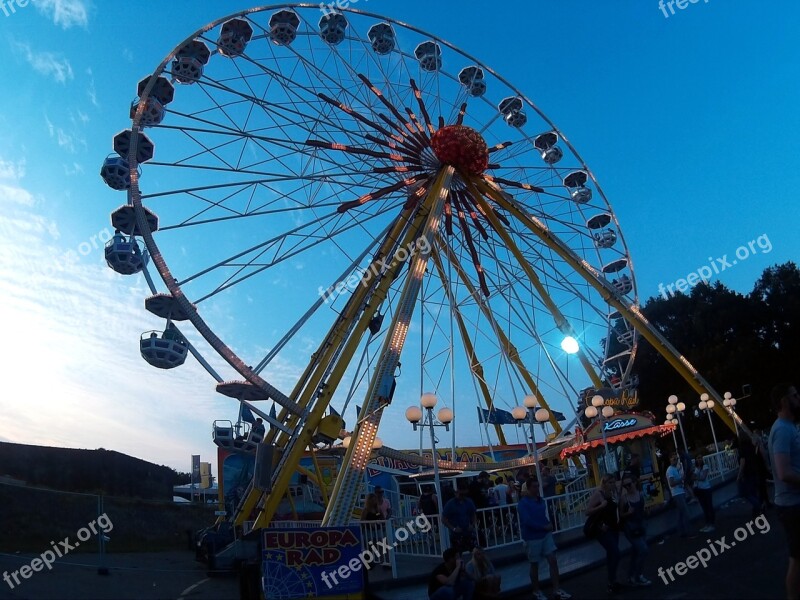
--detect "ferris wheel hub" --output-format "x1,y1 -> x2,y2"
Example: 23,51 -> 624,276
431,125 -> 489,176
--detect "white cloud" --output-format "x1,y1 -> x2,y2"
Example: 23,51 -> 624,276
32,0 -> 89,29
86,67 -> 99,108
0,158 -> 26,181
0,179 -> 244,470
44,114 -> 85,154
15,41 -> 74,83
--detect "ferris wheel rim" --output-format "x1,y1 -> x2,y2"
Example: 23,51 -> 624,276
122,3 -> 640,421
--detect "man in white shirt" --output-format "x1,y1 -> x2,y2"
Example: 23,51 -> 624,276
493,477 -> 509,506
768,383 -> 800,600
666,453 -> 693,538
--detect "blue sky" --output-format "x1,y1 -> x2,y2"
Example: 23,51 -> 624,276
0,0 -> 796,472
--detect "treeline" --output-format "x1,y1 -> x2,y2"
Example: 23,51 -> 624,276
0,442 -> 180,500
633,261 -> 799,447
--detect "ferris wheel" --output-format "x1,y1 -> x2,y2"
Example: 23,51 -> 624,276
101,4 -> 644,526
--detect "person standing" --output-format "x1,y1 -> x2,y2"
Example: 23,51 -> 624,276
620,475 -> 651,586
736,433 -> 762,518
540,467 -> 557,498
666,453 -> 693,538
586,474 -> 623,593
518,479 -> 571,600
374,486 -> 392,519
692,455 -> 715,532
493,477 -> 510,507
768,383 -> 800,600
442,483 -> 478,553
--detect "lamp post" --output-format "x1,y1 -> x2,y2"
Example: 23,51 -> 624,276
722,392 -> 739,435
667,395 -> 690,457
584,394 -> 614,475
406,393 -> 452,550
699,393 -> 720,452
665,415 -> 680,453
512,395 -> 550,496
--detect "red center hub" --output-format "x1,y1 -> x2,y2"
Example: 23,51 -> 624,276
431,125 -> 489,176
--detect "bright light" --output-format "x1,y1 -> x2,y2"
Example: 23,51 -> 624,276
437,407 -> 453,424
601,406 -> 614,419
584,406 -> 598,419
535,408 -> 549,423
561,336 -> 579,354
512,406 -> 527,421
420,392 -> 438,409
405,406 -> 423,423
591,394 -> 605,408
523,394 -> 538,409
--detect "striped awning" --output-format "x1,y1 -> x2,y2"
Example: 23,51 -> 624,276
560,423 -> 676,459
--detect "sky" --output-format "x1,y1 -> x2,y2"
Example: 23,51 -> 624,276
0,0 -> 797,473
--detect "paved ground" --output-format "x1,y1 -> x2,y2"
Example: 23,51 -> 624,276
508,498 -> 788,600
0,496 -> 787,599
0,551 -> 237,600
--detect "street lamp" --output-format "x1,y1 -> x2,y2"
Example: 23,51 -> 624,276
406,393 -> 452,550
722,392 -> 739,435
667,395 -> 690,457
665,415 -> 680,453
584,394 -> 614,475
512,395 -> 550,496
699,393 -> 720,452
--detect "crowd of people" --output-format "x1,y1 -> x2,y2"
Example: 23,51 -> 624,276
391,382 -> 800,600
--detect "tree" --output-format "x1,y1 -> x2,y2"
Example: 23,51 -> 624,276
630,264 -> 799,448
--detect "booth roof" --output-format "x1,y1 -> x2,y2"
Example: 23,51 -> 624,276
560,422 -> 677,459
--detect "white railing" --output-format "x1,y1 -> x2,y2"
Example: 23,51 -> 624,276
475,504 -> 522,549
702,448 -> 739,486
389,514 -> 445,558
564,471 -> 589,495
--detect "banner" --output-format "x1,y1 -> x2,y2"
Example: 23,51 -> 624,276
477,406 -> 517,425
262,526 -> 363,598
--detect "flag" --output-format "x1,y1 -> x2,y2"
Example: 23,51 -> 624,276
269,403 -> 277,420
477,406 -> 517,425
329,404 -> 340,417
241,404 -> 256,424
356,405 -> 361,416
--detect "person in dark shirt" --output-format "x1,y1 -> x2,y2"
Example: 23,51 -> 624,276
442,484 -> 478,552
540,467 -> 557,497
428,547 -> 475,600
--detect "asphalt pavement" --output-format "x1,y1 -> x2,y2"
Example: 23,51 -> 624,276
508,497 -> 788,599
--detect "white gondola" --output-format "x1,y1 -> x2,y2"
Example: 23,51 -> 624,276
458,66 -> 486,97
319,13 -> 348,45
172,41 -> 211,84
534,132 -> 562,165
105,231 -> 146,275
217,18 -> 253,57
612,274 -> 633,295
414,41 -> 442,72
140,328 -> 188,369
594,229 -> 617,249
269,10 -> 300,46
368,23 -> 395,54
100,156 -> 131,191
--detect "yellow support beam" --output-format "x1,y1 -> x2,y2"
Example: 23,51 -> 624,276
477,178 -> 741,435
429,245 -> 507,445
236,213 -> 419,527
434,238 -> 563,435
323,167 -> 454,526
465,176 -> 604,391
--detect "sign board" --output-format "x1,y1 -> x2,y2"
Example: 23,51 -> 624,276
582,387 -> 640,409
262,526 -> 364,599
584,414 -> 654,443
